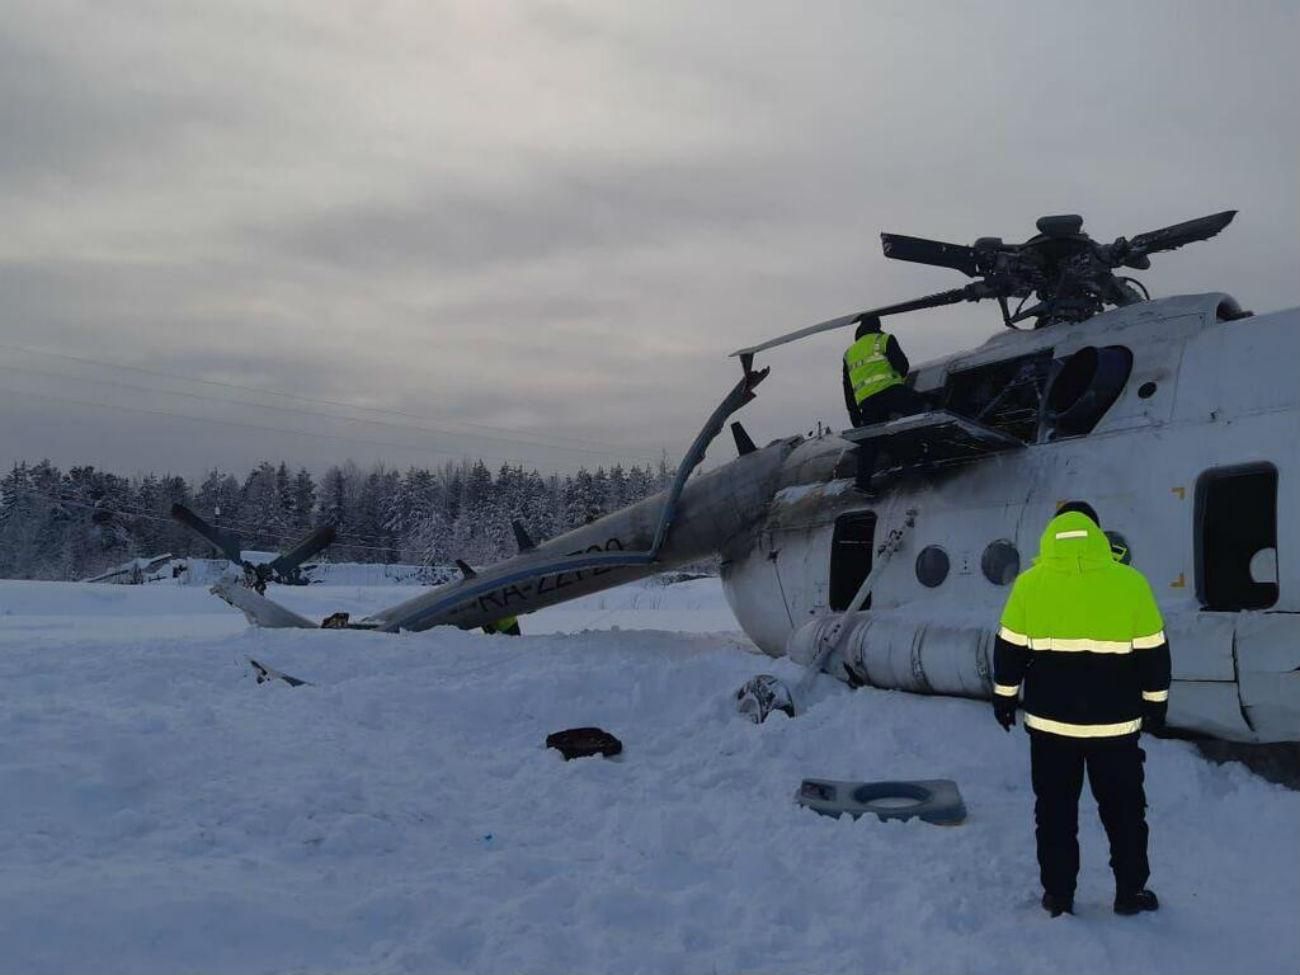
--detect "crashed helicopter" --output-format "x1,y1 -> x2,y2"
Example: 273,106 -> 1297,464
173,209 -> 1300,745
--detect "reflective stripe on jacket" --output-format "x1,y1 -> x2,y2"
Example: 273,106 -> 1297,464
992,511 -> 1172,738
844,332 -> 904,405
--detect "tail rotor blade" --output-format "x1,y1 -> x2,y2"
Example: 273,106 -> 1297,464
881,233 -> 979,277
170,503 -> 244,565
266,524 -> 337,579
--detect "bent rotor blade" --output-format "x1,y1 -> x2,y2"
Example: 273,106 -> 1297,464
170,503 -> 243,565
880,233 -> 979,277
1129,210 -> 1236,256
211,581 -> 319,628
730,286 -> 979,358
266,524 -> 337,579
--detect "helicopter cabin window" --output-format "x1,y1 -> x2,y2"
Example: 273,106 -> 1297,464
1041,345 -> 1134,440
830,512 -> 877,611
981,540 -> 1020,585
942,350 -> 1054,443
916,546 -> 950,588
1196,464 -> 1278,611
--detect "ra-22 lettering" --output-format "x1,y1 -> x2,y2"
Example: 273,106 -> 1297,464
473,538 -> 625,613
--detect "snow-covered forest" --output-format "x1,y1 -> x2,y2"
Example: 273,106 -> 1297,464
0,457 -> 675,581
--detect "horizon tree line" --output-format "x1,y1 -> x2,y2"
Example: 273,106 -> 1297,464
0,456 -> 675,581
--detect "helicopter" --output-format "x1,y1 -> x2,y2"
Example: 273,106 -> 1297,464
170,502 -> 335,594
172,209 -> 1300,745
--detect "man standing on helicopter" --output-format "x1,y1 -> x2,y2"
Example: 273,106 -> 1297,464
841,316 -> 926,489
991,502 -> 1171,918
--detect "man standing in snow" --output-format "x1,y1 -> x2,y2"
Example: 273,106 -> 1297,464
991,501 -> 1171,918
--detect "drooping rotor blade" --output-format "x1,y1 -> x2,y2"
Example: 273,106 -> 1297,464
1128,210 -> 1236,257
730,286 -> 980,358
265,524 -> 337,579
880,233 -> 979,277
170,503 -> 244,565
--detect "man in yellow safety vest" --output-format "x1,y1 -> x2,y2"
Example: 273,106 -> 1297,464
842,316 -> 925,489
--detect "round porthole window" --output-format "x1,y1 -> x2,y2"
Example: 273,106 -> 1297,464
1105,530 -> 1132,565
916,546 -> 950,588
981,540 -> 1020,585
1138,382 -> 1157,399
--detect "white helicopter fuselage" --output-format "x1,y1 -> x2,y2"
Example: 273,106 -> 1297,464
721,292 -> 1300,744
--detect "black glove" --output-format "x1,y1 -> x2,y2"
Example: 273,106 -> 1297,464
993,697 -> 1017,733
1142,700 -> 1167,733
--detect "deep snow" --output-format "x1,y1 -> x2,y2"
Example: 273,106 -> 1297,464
0,577 -> 1296,974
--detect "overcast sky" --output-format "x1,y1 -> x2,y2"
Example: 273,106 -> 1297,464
3,0 -> 1297,480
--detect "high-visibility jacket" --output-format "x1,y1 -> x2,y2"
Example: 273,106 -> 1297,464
482,615 -> 521,636
993,511 -> 1171,738
844,332 -> 905,405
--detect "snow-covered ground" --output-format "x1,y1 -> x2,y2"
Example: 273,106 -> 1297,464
0,577 -> 1297,974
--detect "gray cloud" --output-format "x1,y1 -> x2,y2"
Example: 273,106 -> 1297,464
264,157 -> 793,274
2,0 -> 1298,480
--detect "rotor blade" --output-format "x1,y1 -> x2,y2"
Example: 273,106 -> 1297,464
730,286 -> 978,358
729,310 -> 861,358
170,503 -> 244,565
266,524 -> 336,578
880,233 -> 979,277
1129,210 -> 1236,256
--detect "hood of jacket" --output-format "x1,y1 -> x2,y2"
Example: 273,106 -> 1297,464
1035,511 -> 1113,573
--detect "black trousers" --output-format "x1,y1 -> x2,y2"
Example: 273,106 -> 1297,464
1029,731 -> 1150,897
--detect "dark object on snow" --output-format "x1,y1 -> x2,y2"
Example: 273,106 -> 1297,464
795,778 -> 967,826
1114,888 -> 1159,916
322,611 -> 351,629
546,727 -> 623,760
735,674 -> 795,723
249,657 -> 311,687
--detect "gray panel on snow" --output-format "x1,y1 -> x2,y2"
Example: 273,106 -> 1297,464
796,778 -> 967,826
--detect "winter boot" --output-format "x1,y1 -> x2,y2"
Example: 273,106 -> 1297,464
1113,888 -> 1159,915
1041,892 -> 1074,917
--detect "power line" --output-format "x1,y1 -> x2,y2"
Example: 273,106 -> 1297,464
0,342 -> 665,458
